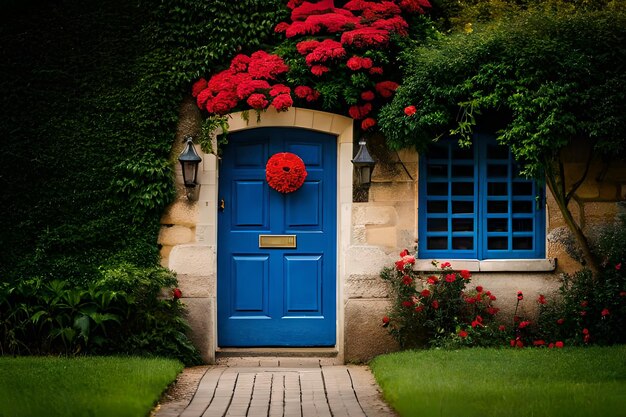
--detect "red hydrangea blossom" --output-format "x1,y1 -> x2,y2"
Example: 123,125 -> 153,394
291,0 -> 335,21
372,16 -> 409,35
361,90 -> 375,101
275,22 -> 291,33
310,65 -> 330,76
271,94 -> 294,111
207,90 -> 239,115
344,0 -> 400,18
269,84 -> 291,97
305,39 -> 346,65
230,54 -> 251,73
361,117 -> 376,130
341,27 -> 390,48
296,40 -> 321,55
361,2 -> 402,20
196,89 -> 213,109
248,51 -> 289,80
398,0 -> 431,13
294,85 -> 320,102
347,56 -> 373,70
247,93 -> 269,110
375,81 -> 399,98
306,12 -> 362,33
404,105 -> 417,116
236,79 -> 271,100
369,66 -> 384,75
287,0 -> 305,9
348,103 -> 372,119
285,20 -> 320,37
195,51 -> 290,115
191,78 -> 208,97
295,85 -> 314,98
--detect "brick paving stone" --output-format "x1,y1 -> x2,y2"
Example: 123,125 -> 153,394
156,359 -> 396,417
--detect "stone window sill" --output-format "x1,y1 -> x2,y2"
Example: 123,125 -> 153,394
414,258 -> 556,273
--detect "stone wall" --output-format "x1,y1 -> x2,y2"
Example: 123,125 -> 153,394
546,139 -> 626,274
343,147 -> 418,362
158,97 -> 218,363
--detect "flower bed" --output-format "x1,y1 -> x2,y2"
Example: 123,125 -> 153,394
382,248 -> 626,349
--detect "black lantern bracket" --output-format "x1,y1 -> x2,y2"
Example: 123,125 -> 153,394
352,137 -> 376,187
178,135 -> 202,201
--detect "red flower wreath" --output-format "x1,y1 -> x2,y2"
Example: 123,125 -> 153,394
266,152 -> 307,193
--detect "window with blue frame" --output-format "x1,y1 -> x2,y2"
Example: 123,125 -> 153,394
418,134 -> 545,260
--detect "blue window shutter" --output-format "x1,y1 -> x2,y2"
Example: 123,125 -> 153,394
418,135 -> 545,260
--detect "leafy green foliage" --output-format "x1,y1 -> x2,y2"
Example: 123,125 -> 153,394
429,0 -> 626,32
534,217 -> 626,346
0,0 -> 287,360
380,10 -> 626,177
0,264 -> 201,364
0,0 -> 284,284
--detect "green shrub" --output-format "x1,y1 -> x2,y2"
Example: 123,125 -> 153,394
533,217 -> 626,346
0,0 -> 284,362
0,264 -> 201,365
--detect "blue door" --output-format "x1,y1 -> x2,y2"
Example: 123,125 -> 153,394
217,127 -> 337,346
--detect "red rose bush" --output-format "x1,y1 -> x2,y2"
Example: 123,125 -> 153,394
381,252 -> 502,348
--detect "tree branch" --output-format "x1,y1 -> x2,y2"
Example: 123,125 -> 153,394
565,150 -> 594,204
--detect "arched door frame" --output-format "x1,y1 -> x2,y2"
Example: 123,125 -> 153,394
195,107 -> 353,362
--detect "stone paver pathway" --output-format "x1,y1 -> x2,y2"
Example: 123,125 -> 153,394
155,358 -> 396,417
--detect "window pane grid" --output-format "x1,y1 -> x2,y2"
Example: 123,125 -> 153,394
421,142 -> 477,255
419,135 -> 544,260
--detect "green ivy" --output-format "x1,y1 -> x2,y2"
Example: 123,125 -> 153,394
0,0 -> 285,284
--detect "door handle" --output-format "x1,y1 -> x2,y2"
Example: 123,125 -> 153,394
219,199 -> 225,211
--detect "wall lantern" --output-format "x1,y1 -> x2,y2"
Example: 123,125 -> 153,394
352,138 -> 376,186
178,135 -> 202,200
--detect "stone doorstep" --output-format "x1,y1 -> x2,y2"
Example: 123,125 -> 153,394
216,347 -> 338,358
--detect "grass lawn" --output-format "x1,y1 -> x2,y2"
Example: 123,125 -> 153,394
370,346 -> 626,417
0,356 -> 183,417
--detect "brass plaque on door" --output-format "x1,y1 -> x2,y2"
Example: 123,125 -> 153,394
259,235 -> 297,248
